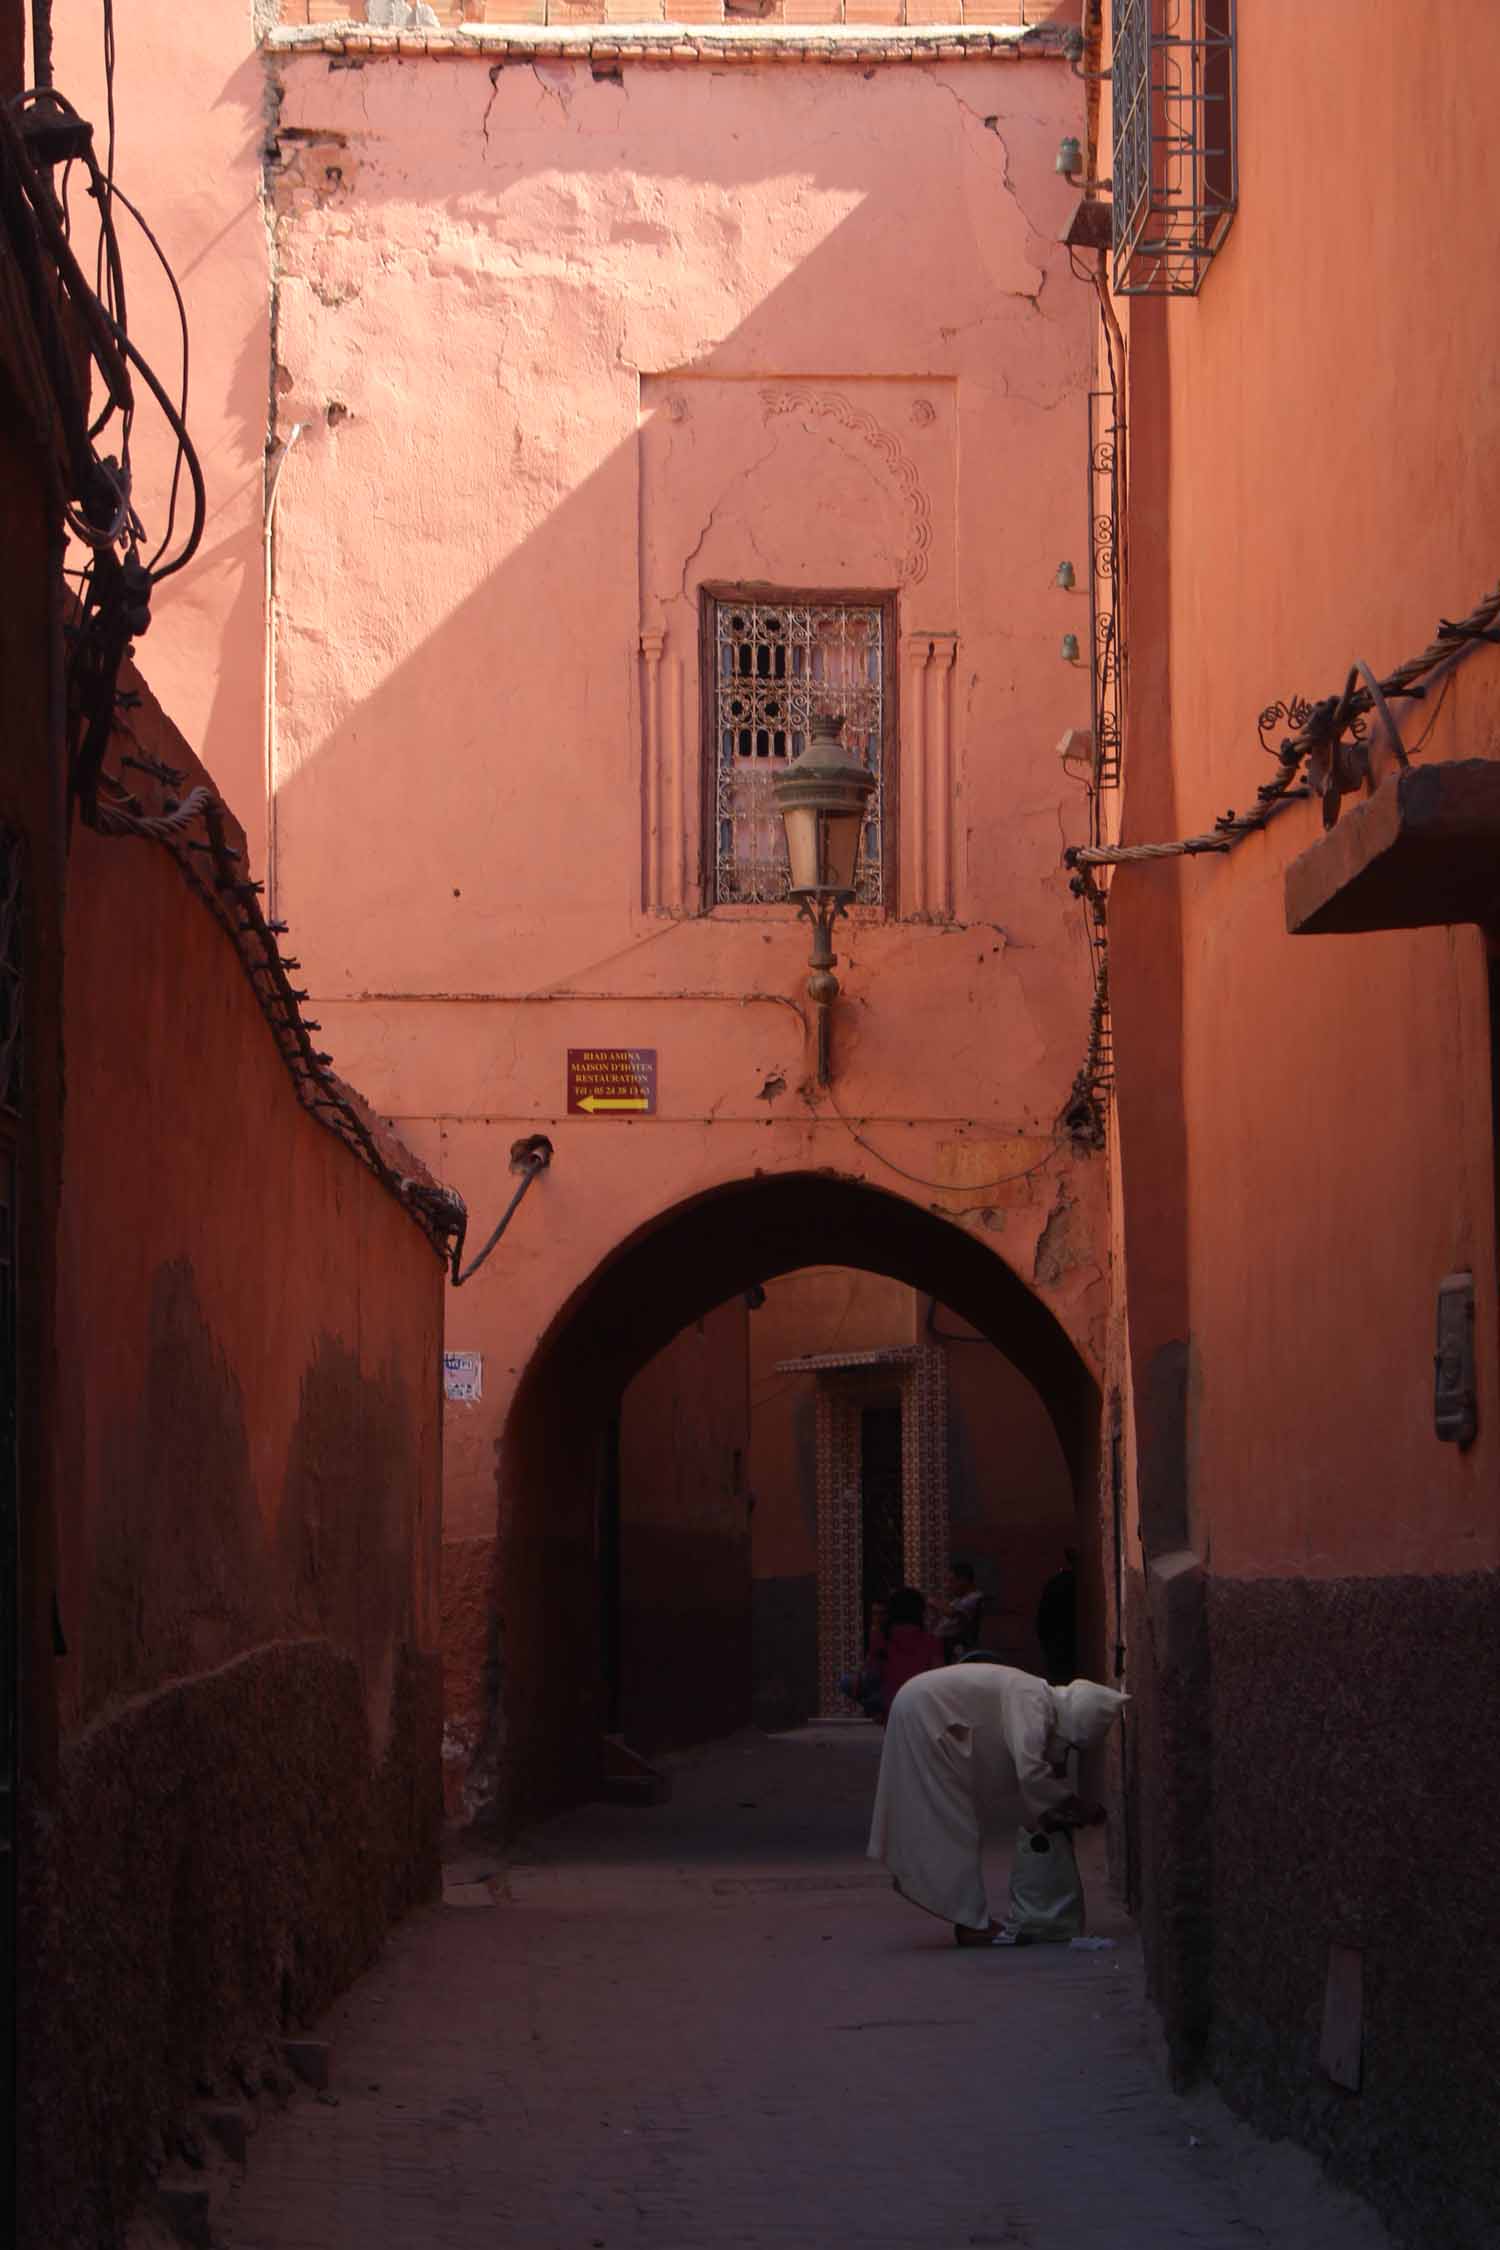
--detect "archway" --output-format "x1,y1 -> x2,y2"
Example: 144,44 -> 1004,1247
483,1173 -> 1100,1829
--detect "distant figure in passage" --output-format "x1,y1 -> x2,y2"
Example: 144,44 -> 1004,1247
872,1586 -> 944,1717
933,1559 -> 986,1661
838,1589 -> 943,1721
867,1662 -> 1127,1947
1034,1547 -> 1079,1684
838,1599 -> 890,1720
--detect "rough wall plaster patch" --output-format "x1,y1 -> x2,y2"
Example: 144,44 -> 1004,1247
760,387 -> 932,584
1033,1186 -> 1087,1287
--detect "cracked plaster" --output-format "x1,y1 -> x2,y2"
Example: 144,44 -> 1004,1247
87,10 -> 1108,1553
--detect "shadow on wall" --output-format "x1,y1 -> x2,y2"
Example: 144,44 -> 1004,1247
477,1171 -> 1100,1830
267,59 -> 1080,983
20,733 -> 447,2250
616,1296 -> 752,1757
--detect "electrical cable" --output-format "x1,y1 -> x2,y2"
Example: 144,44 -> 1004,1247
825,1081 -> 1066,1194
449,1153 -> 549,1287
102,176 -> 191,573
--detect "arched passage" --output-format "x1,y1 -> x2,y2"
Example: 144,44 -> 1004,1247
484,1173 -> 1101,1829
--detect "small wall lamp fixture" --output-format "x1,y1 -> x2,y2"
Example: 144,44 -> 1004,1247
1055,136 -> 1082,179
1055,559 -> 1077,591
772,712 -> 876,1089
1060,632 -> 1081,663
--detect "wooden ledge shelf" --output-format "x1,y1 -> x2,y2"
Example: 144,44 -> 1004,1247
1285,760 -> 1500,936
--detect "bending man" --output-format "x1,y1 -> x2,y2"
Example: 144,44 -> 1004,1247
867,1662 -> 1127,1947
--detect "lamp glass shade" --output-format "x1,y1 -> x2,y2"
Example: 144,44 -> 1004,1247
772,711 -> 876,900
781,801 -> 822,894
819,805 -> 865,894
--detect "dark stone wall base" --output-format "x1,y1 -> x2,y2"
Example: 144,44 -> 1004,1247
751,1573 -> 818,1731
1206,1569 -> 1500,2250
1130,1564 -> 1500,2248
19,1637 -> 442,2250
619,1526 -> 750,1754
1126,1554 -> 1213,2082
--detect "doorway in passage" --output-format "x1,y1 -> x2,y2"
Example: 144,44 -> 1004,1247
859,1402 -> 904,1639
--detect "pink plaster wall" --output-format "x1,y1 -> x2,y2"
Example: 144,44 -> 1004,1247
70,13 -> 1108,1808
259,43 -> 1103,1559
52,1 -> 273,865
1105,1 -> 1500,1583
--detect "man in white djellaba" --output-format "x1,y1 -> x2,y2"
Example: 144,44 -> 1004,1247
868,1661 -> 1128,1948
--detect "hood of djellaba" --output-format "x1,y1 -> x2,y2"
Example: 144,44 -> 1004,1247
1050,1679 -> 1129,1750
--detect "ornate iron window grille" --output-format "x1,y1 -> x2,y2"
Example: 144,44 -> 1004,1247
710,597 -> 886,908
1088,390 -> 1123,800
1111,0 -> 1236,297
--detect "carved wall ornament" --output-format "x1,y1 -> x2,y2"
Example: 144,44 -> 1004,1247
760,387 -> 933,585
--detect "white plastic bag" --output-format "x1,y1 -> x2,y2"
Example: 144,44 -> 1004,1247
1005,1824 -> 1085,1942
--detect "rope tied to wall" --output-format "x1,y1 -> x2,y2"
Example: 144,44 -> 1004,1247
1060,581 -> 1500,1138
1065,583 -> 1500,871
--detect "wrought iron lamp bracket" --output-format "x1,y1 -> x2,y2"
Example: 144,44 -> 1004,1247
792,888 -> 854,1087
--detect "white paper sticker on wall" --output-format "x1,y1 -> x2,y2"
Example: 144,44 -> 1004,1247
443,1351 -> 483,1403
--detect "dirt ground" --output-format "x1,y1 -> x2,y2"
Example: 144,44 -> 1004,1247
218,1724 -> 1393,2249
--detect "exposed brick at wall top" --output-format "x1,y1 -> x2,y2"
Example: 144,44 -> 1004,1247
293,0 -> 1051,24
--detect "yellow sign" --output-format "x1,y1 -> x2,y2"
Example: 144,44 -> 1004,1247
566,1047 -> 658,1118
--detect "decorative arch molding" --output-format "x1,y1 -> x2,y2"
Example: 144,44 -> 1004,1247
760,387 -> 933,586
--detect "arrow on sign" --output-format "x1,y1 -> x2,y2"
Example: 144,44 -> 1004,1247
576,1095 -> 650,1114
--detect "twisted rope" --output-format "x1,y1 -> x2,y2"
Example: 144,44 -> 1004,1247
1066,584 -> 1500,870
1060,581 -> 1500,1141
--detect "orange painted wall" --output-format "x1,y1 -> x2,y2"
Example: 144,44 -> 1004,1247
747,1268 -> 1074,1719
55,681 -> 446,1737
1109,2 -> 1500,1581
1090,15 -> 1500,2225
21,668 -> 448,2250
939,1301 -> 1073,1665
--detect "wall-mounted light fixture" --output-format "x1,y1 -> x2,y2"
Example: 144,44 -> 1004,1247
1055,559 -> 1077,591
1057,725 -> 1094,781
448,1134 -> 553,1287
773,712 -> 876,1089
1055,135 -> 1083,179
1060,632 -> 1081,664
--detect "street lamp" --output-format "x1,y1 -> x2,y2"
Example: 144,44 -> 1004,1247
772,711 -> 877,1088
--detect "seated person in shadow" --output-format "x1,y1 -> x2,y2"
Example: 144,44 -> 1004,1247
933,1558 -> 987,1662
839,1587 -> 944,1721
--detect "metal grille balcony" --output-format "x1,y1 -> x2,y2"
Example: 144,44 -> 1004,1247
1111,0 -> 1236,297
1088,391 -> 1123,796
710,597 -> 887,907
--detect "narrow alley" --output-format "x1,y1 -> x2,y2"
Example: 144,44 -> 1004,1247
222,1730 -> 1388,2250
11,4 -> 1500,2245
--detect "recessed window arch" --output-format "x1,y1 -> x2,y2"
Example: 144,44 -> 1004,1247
702,587 -> 895,909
